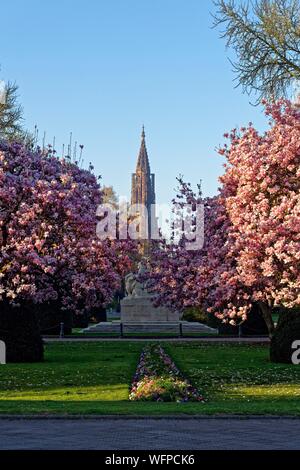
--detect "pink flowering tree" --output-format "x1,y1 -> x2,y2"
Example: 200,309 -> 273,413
143,179 -> 205,312
217,100 -> 300,335
144,179 -> 235,319
144,101 -> 299,361
0,141 -> 134,361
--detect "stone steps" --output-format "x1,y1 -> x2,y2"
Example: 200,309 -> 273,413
82,321 -> 218,335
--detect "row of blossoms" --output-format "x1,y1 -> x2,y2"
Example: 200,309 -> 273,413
129,344 -> 204,402
0,141 -> 135,361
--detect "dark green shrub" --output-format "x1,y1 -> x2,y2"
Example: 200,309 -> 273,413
73,311 -> 89,328
0,302 -> 44,363
270,307 -> 300,363
182,307 -> 207,323
36,301 -> 72,335
88,307 -> 107,323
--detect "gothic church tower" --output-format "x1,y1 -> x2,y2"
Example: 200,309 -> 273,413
131,127 -> 156,239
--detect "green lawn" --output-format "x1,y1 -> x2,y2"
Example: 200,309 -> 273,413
166,343 -> 300,415
0,341 -> 299,415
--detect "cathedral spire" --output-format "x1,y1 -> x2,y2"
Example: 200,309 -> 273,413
131,127 -> 156,240
136,125 -> 150,174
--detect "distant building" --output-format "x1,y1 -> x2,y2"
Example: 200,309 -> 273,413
131,127 -> 156,239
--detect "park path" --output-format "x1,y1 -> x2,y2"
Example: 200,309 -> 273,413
0,417 -> 298,449
44,337 -> 270,343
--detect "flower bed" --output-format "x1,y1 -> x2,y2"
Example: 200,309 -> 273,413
129,344 -> 204,402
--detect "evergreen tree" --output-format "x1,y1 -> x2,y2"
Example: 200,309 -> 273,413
0,81 -> 29,142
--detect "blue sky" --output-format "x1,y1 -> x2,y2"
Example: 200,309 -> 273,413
1,0 -> 268,204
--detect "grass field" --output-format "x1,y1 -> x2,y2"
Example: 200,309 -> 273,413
0,341 -> 299,415
166,343 -> 300,415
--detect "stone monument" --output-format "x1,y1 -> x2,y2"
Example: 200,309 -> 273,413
121,263 -> 180,323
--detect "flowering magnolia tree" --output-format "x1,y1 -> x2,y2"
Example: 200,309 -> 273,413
145,101 -> 300,357
0,141 -> 134,361
218,100 -> 300,334
144,181 -> 235,319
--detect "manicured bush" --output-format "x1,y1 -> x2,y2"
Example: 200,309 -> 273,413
182,307 -> 207,323
0,302 -> 44,363
270,307 -> 300,363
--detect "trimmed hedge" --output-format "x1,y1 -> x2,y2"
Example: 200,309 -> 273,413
0,302 -> 44,363
270,307 -> 300,363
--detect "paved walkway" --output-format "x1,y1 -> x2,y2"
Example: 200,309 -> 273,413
45,337 -> 270,343
0,418 -> 298,450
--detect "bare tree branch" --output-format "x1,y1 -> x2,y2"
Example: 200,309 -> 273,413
213,0 -> 300,102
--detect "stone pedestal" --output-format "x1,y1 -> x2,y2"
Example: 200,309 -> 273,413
121,296 -> 180,323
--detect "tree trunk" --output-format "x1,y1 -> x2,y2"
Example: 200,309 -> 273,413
258,301 -> 275,338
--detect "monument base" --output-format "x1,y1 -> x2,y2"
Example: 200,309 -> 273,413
121,296 -> 180,322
